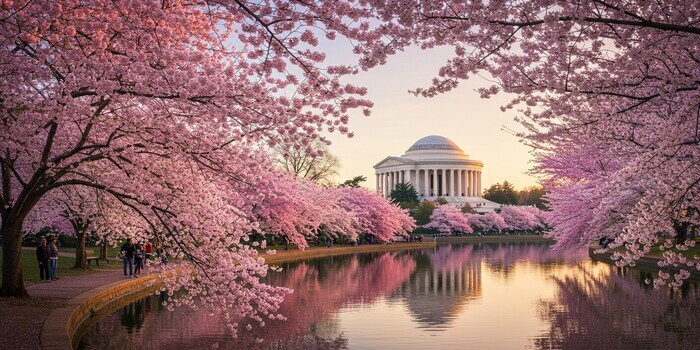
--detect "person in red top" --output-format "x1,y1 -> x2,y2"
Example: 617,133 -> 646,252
144,241 -> 153,266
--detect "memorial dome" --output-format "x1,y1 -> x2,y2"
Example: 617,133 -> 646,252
407,135 -> 463,152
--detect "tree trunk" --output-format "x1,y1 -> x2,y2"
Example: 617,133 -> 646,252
99,238 -> 108,260
676,225 -> 688,246
70,219 -> 89,269
1,221 -> 29,297
73,228 -> 88,269
673,219 -> 688,246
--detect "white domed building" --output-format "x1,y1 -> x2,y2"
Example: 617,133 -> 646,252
374,135 -> 501,213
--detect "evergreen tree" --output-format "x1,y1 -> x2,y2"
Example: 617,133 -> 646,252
390,183 -> 419,209
339,175 -> 367,188
483,181 -> 518,205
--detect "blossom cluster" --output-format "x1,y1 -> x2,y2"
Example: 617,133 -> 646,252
424,204 -> 549,235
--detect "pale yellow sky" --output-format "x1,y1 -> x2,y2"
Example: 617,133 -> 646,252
326,46 -> 540,191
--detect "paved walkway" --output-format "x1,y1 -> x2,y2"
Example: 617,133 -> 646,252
27,269 -> 127,299
0,265 -> 134,350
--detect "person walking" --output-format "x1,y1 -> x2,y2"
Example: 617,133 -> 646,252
133,243 -> 144,278
36,238 -> 51,283
120,238 -> 136,278
48,236 -> 60,280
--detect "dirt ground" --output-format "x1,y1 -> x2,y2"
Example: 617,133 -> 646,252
0,296 -> 65,350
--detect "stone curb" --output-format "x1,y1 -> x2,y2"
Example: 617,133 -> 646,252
40,274 -> 161,350
263,241 -> 436,265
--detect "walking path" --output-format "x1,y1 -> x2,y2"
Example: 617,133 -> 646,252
0,266 -> 128,350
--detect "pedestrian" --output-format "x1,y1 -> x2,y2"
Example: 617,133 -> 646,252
133,243 -> 144,278
144,241 -> 153,266
120,238 -> 136,278
48,236 -> 60,280
159,249 -> 168,265
36,238 -> 51,283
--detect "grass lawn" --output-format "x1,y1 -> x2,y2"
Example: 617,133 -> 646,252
58,244 -> 123,257
0,248 -> 121,285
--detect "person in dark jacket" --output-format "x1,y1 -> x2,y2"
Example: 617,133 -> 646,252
36,238 -> 51,283
120,238 -> 136,278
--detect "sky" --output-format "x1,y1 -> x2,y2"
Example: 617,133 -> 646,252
324,45 -> 540,191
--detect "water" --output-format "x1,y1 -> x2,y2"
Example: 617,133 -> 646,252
78,242 -> 700,349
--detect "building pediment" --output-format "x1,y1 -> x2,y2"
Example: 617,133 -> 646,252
374,156 -> 415,168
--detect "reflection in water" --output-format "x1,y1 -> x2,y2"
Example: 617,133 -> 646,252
399,245 -> 481,328
79,243 -> 700,350
535,264 -> 699,349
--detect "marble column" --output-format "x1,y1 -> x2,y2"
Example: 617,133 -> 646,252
478,171 -> 482,197
441,169 -> 446,196
457,170 -> 463,197
424,169 -> 429,197
467,170 -> 474,197
376,174 -> 380,193
386,172 -> 390,195
452,169 -> 458,197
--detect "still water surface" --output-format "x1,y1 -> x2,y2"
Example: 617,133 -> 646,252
79,242 -> 700,349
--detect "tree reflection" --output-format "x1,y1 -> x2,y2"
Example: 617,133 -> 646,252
79,252 -> 415,350
534,264 -> 700,349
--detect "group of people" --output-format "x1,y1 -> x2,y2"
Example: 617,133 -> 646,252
119,238 -> 153,278
409,235 -> 424,242
35,236 -> 60,283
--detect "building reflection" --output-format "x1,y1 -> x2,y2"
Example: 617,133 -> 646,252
398,245 -> 482,328
397,242 -> 587,329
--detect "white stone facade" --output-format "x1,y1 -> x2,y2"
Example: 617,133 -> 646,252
374,135 -> 500,212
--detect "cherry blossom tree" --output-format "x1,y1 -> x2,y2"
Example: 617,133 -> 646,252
358,0 -> 700,285
336,187 -> 416,242
520,206 -> 551,230
26,186 -> 101,269
0,0 -> 379,304
500,206 -> 540,232
466,211 -> 508,233
424,204 -> 473,235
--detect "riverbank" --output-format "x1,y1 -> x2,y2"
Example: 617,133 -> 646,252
263,241 -> 435,265
435,235 -> 552,244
